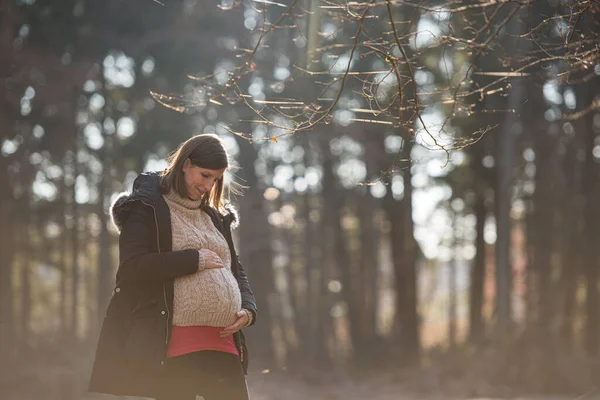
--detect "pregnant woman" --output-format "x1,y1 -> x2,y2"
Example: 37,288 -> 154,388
89,134 -> 257,400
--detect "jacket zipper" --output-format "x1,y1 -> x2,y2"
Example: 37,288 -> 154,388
219,215 -> 244,365
225,218 -> 244,366
141,200 -> 170,345
162,286 -> 169,345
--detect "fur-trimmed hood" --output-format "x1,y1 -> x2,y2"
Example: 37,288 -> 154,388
110,172 -> 239,232
109,191 -> 137,232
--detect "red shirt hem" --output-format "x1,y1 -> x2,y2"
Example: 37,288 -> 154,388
167,326 -> 239,358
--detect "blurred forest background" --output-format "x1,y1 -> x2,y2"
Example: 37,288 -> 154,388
1,0 -> 599,399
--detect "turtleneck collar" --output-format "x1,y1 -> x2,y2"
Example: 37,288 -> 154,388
164,190 -> 202,210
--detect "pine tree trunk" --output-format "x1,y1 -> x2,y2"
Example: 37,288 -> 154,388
320,135 -> 361,360
383,183 -> 404,342
70,151 -> 80,340
495,125 -> 516,333
96,76 -> 113,331
283,219 -> 302,361
299,135 -> 321,364
19,210 -> 32,351
235,137 -> 276,362
356,125 -> 386,364
581,86 -> 600,357
494,3 -> 535,333
399,139 -> 421,362
559,145 -> 580,346
469,181 -> 486,342
96,155 -> 112,331
59,169 -> 69,337
0,193 -> 15,356
559,87 -> 586,346
448,213 -> 458,348
532,124 -> 556,329
356,193 -> 379,363
0,6 -> 17,357
315,207 -> 333,366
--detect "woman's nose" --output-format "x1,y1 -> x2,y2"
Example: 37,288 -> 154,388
203,181 -> 214,191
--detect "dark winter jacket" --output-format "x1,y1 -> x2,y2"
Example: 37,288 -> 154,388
88,171 -> 257,398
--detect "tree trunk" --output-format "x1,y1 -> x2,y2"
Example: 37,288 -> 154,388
493,7 -> 529,332
96,156 -> 112,331
559,131 -> 581,347
581,84 -> 600,357
382,144 -> 423,363
70,151 -> 80,341
495,124 -> 516,333
19,209 -> 32,351
59,168 -> 69,337
0,185 -> 15,357
282,214 -> 303,362
356,192 -> 379,363
531,122 -> 556,329
297,135 -> 323,365
448,213 -> 458,348
383,181 -> 404,337
0,4 -> 17,358
399,139 -> 421,362
235,137 -> 276,363
320,135 -> 361,361
354,123 -> 386,365
315,207 -> 334,367
469,179 -> 486,342
97,75 -> 113,331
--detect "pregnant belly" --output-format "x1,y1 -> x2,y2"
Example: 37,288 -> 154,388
173,268 -> 242,327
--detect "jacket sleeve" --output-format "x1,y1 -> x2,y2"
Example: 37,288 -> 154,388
236,253 -> 257,326
116,201 -> 199,283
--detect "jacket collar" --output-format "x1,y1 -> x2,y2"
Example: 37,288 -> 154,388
110,171 -> 239,232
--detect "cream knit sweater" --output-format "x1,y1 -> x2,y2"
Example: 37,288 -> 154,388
163,190 -> 242,327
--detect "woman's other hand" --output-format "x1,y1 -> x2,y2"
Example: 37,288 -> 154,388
198,249 -> 224,271
220,310 -> 250,337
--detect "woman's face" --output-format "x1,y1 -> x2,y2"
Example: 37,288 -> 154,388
182,159 -> 226,201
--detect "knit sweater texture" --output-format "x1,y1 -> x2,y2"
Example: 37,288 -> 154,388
163,190 -> 242,327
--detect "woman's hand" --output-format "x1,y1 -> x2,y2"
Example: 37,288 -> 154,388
220,310 -> 250,338
198,249 -> 224,271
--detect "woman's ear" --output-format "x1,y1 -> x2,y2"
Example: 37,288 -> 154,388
182,158 -> 191,173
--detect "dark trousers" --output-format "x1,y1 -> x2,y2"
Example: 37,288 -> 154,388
154,351 -> 249,400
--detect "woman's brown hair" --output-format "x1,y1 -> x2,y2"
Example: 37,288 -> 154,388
160,134 -> 229,210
